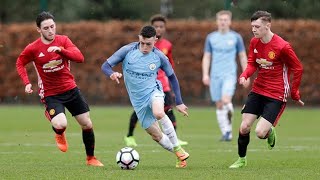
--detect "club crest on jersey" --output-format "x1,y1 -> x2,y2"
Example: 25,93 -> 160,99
268,51 -> 276,59
149,63 -> 156,70
227,40 -> 235,46
49,109 -> 55,116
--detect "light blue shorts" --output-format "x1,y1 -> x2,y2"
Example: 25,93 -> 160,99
135,89 -> 165,129
209,75 -> 236,102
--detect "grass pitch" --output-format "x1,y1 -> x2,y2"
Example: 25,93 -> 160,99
0,105 -> 319,179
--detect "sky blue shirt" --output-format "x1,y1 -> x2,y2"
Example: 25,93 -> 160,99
105,42 -> 175,110
204,30 -> 245,77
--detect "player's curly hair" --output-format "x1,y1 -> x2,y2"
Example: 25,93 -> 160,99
36,11 -> 54,28
140,25 -> 156,38
251,11 -> 271,22
150,14 -> 167,24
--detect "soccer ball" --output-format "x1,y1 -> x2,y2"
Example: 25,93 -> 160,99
116,147 -> 140,170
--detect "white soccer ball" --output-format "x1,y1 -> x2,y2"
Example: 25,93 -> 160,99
116,147 -> 140,170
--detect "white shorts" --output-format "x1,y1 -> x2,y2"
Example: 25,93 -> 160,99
209,75 -> 236,102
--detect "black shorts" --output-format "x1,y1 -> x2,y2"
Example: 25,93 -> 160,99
241,92 -> 286,126
43,87 -> 90,120
164,91 -> 173,107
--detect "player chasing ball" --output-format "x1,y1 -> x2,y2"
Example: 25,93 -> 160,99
124,14 -> 188,147
101,25 -> 190,168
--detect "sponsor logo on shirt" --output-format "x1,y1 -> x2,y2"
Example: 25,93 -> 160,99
256,58 -> 274,69
42,59 -> 64,72
268,51 -> 276,59
126,69 -> 154,79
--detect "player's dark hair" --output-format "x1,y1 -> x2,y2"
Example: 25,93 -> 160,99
150,14 -> 167,25
251,11 -> 271,22
36,11 -> 54,28
140,25 -> 156,38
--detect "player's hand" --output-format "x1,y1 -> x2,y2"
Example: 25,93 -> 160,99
242,77 -> 251,88
239,77 -> 249,87
202,75 -> 210,86
295,99 -> 304,106
25,84 -> 33,94
176,104 -> 189,117
110,72 -> 122,84
47,46 -> 62,53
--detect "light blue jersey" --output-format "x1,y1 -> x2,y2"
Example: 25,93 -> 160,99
204,31 -> 245,102
105,42 -> 175,128
204,30 -> 245,78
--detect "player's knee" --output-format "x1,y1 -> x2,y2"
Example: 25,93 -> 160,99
81,119 -> 93,130
153,111 -> 166,120
51,113 -> 67,129
239,122 -> 251,134
255,128 -> 268,139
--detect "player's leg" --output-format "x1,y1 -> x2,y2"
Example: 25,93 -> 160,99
124,111 -> 138,147
145,121 -> 173,152
210,78 -> 227,139
229,92 -> 263,168
256,97 -> 286,150
164,91 -> 188,146
151,94 -> 189,162
44,96 -> 68,152
220,75 -> 237,141
66,87 -> 103,167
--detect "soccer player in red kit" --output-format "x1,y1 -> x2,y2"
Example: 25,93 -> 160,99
229,11 -> 304,168
124,14 -> 188,147
16,11 -> 103,167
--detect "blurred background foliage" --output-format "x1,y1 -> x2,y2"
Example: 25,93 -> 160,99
1,0 -> 320,23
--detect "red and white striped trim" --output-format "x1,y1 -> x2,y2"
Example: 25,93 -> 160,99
33,62 -> 45,99
282,65 -> 290,102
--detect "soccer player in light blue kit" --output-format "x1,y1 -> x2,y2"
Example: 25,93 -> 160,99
101,26 -> 189,168
202,10 -> 249,141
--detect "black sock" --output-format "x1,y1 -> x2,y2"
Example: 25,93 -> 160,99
52,126 -> 65,135
127,111 -> 138,137
82,128 -> 95,156
165,109 -> 177,131
238,132 -> 250,157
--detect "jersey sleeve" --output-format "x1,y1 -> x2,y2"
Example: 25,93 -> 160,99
204,35 -> 212,53
239,38 -> 258,79
16,44 -> 34,85
236,34 -> 246,53
101,43 -> 135,77
281,43 -> 303,100
59,36 -> 84,63
155,48 -> 174,76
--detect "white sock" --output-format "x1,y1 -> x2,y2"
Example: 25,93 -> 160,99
225,102 -> 234,113
216,108 -> 228,135
158,133 -> 173,152
159,115 -> 180,147
224,104 -> 233,138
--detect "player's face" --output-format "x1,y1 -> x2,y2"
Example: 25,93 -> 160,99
216,14 -> 231,31
37,19 -> 56,43
152,21 -> 166,39
251,19 -> 270,38
138,35 -> 157,54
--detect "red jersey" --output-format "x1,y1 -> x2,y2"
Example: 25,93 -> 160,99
240,34 -> 303,102
16,35 -> 84,98
155,38 -> 174,92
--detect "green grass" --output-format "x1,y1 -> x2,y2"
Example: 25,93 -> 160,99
0,106 -> 319,179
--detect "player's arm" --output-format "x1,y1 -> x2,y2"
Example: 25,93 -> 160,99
202,35 -> 212,86
101,43 -> 133,83
57,37 -> 84,63
281,43 -> 304,105
16,45 -> 34,94
157,49 -> 188,116
239,39 -> 258,86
